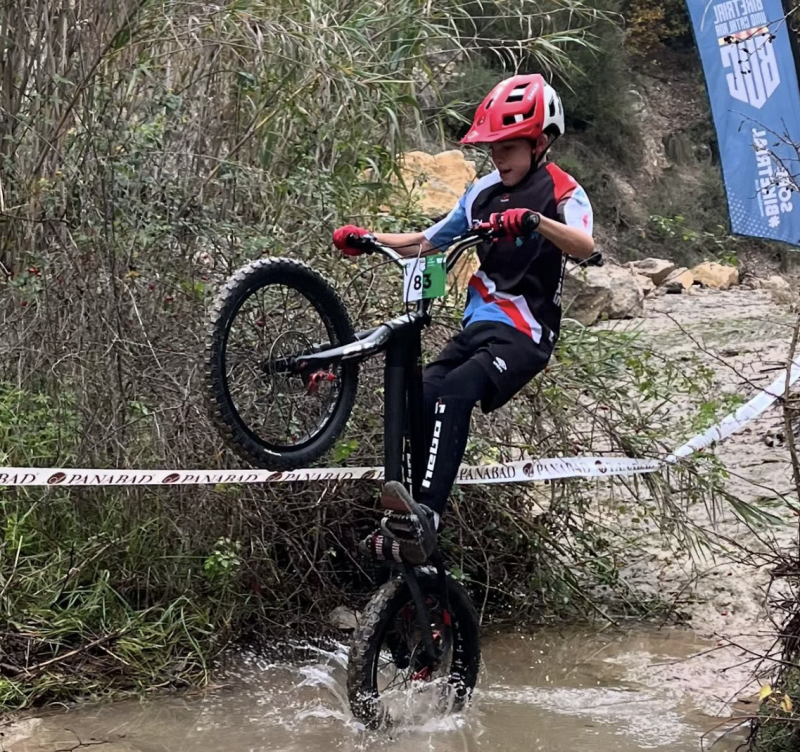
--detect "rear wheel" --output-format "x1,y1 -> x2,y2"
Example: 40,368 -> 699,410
205,258 -> 358,470
347,570 -> 481,729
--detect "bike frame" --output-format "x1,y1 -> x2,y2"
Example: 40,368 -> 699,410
290,231 -> 484,672
290,228 -> 603,674
291,231 -> 483,493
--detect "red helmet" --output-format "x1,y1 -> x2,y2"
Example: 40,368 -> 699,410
460,74 -> 565,145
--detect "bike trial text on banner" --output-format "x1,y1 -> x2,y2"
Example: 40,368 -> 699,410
685,0 -> 800,246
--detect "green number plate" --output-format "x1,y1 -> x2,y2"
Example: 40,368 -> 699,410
403,254 -> 446,302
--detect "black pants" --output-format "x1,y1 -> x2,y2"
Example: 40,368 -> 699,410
417,322 -> 552,516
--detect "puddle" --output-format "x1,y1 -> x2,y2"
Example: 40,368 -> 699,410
6,627 -> 746,752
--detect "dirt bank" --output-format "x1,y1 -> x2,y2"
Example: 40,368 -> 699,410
595,284 -> 798,719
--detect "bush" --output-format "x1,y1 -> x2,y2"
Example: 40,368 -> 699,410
554,0 -> 644,169
623,0 -> 693,56
431,0 -> 643,170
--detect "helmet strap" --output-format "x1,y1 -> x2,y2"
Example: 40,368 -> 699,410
530,135 -> 552,169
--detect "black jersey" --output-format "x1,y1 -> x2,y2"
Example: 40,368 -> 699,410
423,161 -> 593,345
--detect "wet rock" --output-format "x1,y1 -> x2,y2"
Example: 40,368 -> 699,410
627,258 -> 676,286
690,261 -> 739,290
328,605 -> 360,631
663,267 -> 694,293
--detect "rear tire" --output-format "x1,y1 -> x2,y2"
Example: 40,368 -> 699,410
205,258 -> 358,470
347,570 -> 481,729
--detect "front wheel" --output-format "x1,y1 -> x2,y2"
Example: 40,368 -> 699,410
205,258 -> 359,470
347,570 -> 481,729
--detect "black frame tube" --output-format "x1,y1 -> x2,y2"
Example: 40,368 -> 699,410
406,329 -> 426,499
383,330 -> 407,484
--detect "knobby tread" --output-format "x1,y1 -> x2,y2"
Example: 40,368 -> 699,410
204,257 -> 358,470
346,570 -> 481,728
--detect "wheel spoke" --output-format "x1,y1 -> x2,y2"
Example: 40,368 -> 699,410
207,259 -> 357,472
222,281 -> 340,449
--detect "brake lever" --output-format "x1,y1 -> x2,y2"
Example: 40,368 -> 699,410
472,213 -> 539,240
470,219 -> 496,237
347,233 -> 378,254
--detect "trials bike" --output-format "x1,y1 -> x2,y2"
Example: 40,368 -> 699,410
204,214 -> 601,726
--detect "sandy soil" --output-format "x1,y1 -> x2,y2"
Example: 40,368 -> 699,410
592,284 -> 799,718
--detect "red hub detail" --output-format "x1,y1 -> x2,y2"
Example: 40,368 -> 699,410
306,370 -> 336,394
411,666 -> 431,682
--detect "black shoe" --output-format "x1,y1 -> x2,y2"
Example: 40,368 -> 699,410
358,482 -> 438,565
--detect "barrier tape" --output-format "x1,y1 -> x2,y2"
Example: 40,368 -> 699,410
667,359 -> 800,461
1,361 -> 798,488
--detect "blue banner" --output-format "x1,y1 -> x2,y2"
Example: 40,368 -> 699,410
686,0 -> 800,246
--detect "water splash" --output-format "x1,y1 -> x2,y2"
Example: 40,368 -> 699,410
6,630 -> 742,752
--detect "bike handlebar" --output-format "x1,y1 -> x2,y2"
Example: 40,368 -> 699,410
347,213 -> 603,269
345,232 -> 385,255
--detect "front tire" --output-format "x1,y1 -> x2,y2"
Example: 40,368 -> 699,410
205,258 -> 358,470
347,570 -> 481,729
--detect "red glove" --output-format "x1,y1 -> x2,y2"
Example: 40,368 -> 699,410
333,224 -> 369,256
489,209 -> 539,239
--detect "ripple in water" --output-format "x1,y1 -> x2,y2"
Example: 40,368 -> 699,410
6,630 -> 742,752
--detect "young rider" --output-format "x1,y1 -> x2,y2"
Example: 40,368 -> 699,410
332,74 -> 595,564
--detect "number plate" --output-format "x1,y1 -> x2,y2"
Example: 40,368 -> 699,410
402,254 -> 446,302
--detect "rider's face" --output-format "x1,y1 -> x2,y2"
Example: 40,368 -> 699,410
489,137 -> 547,186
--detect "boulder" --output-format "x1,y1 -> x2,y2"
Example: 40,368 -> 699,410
562,264 -> 645,325
760,274 -> 790,291
328,605 -> 360,631
690,261 -> 739,290
761,274 -> 796,305
561,266 -> 612,326
663,267 -> 694,293
605,267 -> 647,319
397,150 -> 477,217
627,258 -> 676,286
634,273 -> 656,296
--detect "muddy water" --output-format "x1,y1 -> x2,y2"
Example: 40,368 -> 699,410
7,627 -> 744,752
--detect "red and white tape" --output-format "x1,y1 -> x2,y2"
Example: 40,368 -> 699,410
0,455 -> 663,488
1,361 -> 797,488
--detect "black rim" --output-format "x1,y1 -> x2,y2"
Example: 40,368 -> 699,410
219,278 -> 346,453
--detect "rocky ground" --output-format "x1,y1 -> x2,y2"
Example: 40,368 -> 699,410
590,277 -> 799,720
